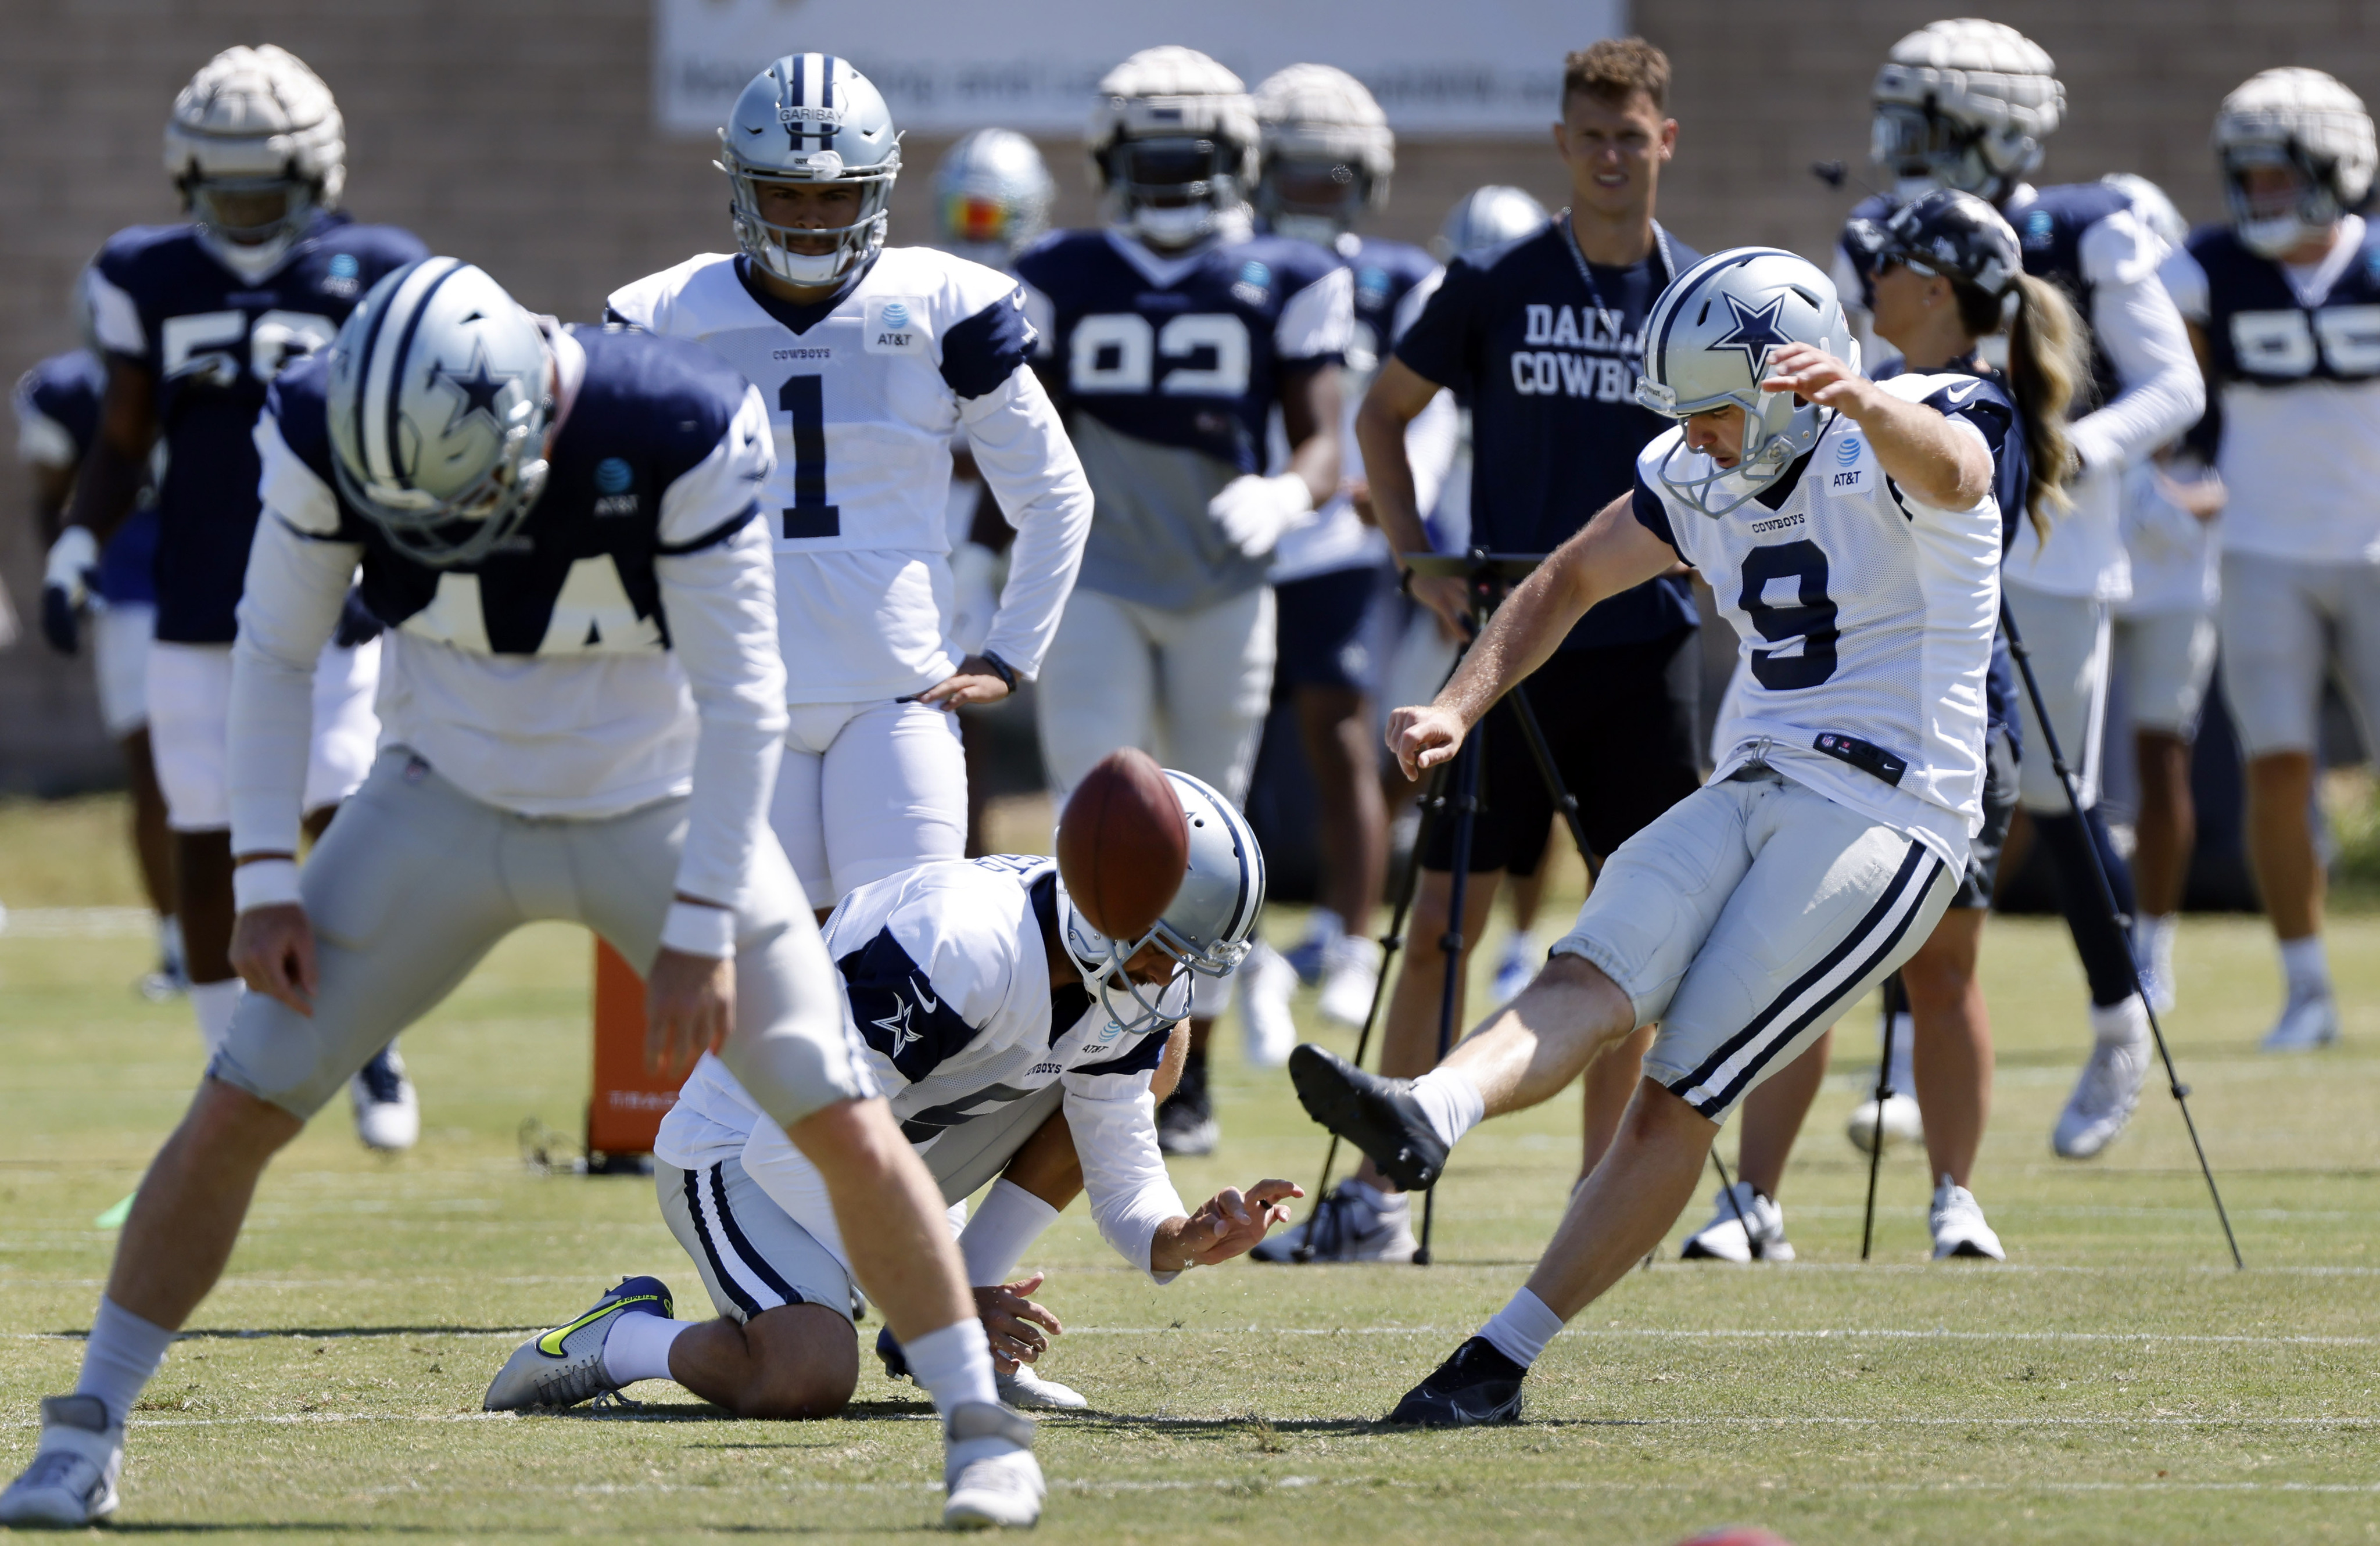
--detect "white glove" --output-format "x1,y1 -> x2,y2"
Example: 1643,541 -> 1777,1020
44,525 -> 98,609
1207,472 -> 1313,560
948,540 -> 1002,656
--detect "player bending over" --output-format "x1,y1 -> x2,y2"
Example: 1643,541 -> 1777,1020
0,260 -> 1041,1530
486,761 -> 1294,1418
1292,249 -> 2011,1424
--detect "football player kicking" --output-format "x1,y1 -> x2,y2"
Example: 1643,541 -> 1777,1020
1293,249 -> 2012,1424
0,260 -> 1042,1530
607,54 -> 1092,921
51,45 -> 426,1144
487,763 -> 1295,1418
1016,45 -> 1353,1156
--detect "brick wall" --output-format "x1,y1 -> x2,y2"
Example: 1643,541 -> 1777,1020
2,1 -> 2369,789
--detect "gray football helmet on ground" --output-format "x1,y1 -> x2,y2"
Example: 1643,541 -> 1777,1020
1870,19 -> 2063,204
1253,63 -> 1395,245
933,128 -> 1055,268
2214,67 -> 2377,258
1087,46 -> 1258,249
325,257 -> 554,567
1636,247 -> 1857,519
1058,769 -> 1264,1039
1431,185 -> 1549,263
166,44 -> 346,282
718,53 -> 901,286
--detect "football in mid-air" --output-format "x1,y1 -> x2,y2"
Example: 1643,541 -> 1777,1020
1056,748 -> 1189,942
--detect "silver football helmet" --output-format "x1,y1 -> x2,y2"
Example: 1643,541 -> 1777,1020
1636,248 -> 1858,520
1253,63 -> 1395,246
1870,19 -> 2063,204
166,45 -> 346,283
2214,67 -> 2377,259
933,128 -> 1055,268
325,257 -> 554,568
1057,770 -> 1266,1039
1431,185 -> 1549,263
718,53 -> 901,286
1087,46 -> 1259,249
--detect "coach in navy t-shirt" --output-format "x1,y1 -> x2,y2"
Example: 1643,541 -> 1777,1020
1334,38 -> 1707,1221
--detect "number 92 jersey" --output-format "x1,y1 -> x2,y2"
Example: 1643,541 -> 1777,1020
605,247 -> 1041,703
1631,374 -> 2013,869
85,213 -> 429,644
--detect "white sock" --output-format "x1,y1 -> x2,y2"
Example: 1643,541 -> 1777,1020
902,1318 -> 999,1418
74,1296 -> 175,1428
2279,935 -> 2330,1000
2088,995 -> 2148,1048
958,1179 -> 1060,1287
158,914 -> 185,973
599,1312 -> 697,1386
1476,1287 -> 1564,1369
1407,1066 -> 1486,1150
1881,1011 -> 1916,1097
188,978 -> 245,1058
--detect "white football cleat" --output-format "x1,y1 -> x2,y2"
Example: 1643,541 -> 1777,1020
2260,991 -> 2339,1053
0,1395 -> 123,1527
1238,942 -> 1299,1070
997,1363 -> 1087,1411
351,1047 -> 420,1152
1679,1181 -> 1794,1262
1845,1091 -> 1924,1155
2053,1031 -> 2149,1160
943,1402 -> 1043,1529
1250,1178 -> 1415,1263
1929,1175 -> 2005,1260
1315,935 -> 1383,1029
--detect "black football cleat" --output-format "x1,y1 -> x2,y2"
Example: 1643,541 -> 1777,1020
1288,1043 -> 1446,1191
1383,1337 -> 1527,1427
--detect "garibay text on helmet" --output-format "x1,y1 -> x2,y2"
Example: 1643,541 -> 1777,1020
718,53 -> 902,286
325,257 -> 555,568
1253,63 -> 1394,246
2214,67 -> 2378,259
1088,46 -> 1259,249
933,128 -> 1055,268
167,44 -> 346,284
1635,247 -> 1858,520
1431,185 -> 1550,264
1059,770 -> 1264,1039
1870,18 -> 2063,205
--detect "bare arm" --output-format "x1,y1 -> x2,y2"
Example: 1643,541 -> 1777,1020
1761,342 -> 1992,511
64,358 -> 156,546
1277,360 -> 1342,510
1357,356 -> 1468,633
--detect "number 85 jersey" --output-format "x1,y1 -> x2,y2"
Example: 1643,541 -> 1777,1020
1632,372 -> 2012,870
607,247 -> 1091,704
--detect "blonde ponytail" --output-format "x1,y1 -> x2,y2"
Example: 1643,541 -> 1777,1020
2002,271 -> 2087,540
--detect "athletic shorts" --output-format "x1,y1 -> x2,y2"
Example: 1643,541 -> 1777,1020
2002,584 -> 2109,812
1550,766 -> 1956,1122
2217,550 -> 2380,759
773,697 -> 967,906
2113,608 -> 2217,739
1035,583 -> 1275,809
1951,726 -> 2018,910
658,1156 -> 854,1325
146,637 -> 381,832
1273,565 -> 1387,693
91,602 -> 155,738
212,748 -> 873,1127
1421,629 -> 1703,876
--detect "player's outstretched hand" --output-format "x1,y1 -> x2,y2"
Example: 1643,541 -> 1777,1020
1386,703 -> 1468,780
974,1272 -> 1064,1373
1760,341 -> 1874,415
1162,1179 -> 1306,1269
915,654 -> 1012,712
646,948 -> 734,1078
231,902 -> 317,1017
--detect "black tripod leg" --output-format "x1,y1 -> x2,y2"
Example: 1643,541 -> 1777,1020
2001,601 -> 2242,1269
1707,1145 -> 1753,1252
1861,981 -> 1898,1261
1415,726 -> 1484,1268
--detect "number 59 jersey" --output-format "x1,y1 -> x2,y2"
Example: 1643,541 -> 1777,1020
1632,372 -> 2013,869
606,247 -> 1045,703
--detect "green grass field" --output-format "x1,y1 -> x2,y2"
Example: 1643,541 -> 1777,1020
5,797 -> 2379,1541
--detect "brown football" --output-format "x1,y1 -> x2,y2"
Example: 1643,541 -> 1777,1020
1056,748 -> 1190,942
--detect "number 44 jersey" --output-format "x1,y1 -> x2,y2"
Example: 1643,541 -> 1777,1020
1632,372 -> 2013,870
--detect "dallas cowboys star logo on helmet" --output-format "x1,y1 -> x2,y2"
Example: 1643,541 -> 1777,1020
431,345 -> 518,438
1705,292 -> 1793,379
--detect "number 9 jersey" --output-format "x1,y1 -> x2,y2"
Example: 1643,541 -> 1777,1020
1632,372 -> 2015,870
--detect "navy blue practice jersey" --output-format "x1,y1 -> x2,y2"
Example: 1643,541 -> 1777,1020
2183,220 -> 2380,386
1393,218 -> 1701,649
1341,234 -> 1440,381
87,212 -> 428,643
13,349 -> 159,606
267,324 -> 760,655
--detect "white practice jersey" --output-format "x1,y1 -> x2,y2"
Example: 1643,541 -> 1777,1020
658,853 -> 1189,1278
607,247 -> 1092,704
1633,373 -> 2010,867
2116,460 -> 2220,615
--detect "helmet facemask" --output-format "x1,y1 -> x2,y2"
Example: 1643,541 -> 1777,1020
1869,100 -> 2032,203
1058,892 -> 1196,1040
1259,155 -> 1367,245
1107,136 -> 1246,248
722,152 -> 898,286
183,168 -> 319,281
2222,140 -> 2341,258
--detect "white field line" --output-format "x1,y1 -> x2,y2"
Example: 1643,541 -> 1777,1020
0,907 -> 155,938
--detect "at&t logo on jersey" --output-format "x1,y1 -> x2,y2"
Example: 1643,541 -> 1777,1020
1831,434 -> 1866,488
592,457 -> 639,517
864,297 -> 929,355
1232,260 -> 1271,307
321,252 -> 361,299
